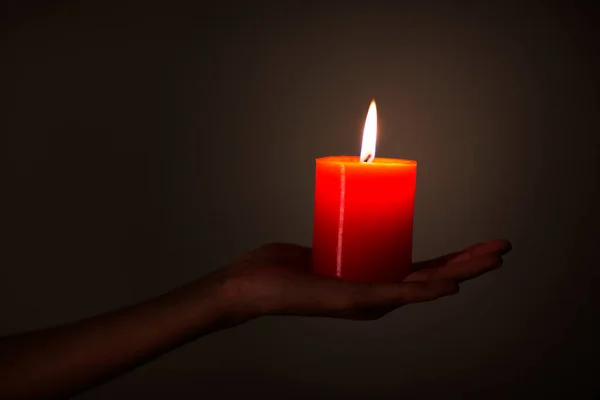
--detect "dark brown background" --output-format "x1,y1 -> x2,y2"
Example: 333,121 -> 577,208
1,1 -> 598,398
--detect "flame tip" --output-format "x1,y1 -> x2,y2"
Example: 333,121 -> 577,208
360,99 -> 378,163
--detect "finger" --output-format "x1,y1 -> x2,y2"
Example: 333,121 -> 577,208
279,278 -> 458,318
412,239 -> 511,271
404,253 -> 503,282
394,280 -> 460,304
411,252 -> 461,271
343,280 -> 459,311
466,239 -> 512,257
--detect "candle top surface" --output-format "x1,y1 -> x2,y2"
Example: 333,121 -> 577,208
316,156 -> 416,166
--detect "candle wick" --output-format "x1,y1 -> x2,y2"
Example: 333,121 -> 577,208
362,154 -> 373,163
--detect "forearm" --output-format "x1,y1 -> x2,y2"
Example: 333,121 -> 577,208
0,271 -> 243,399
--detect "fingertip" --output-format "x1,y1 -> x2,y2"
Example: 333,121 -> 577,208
485,253 -> 504,268
470,239 -> 512,256
491,238 -> 512,252
501,239 -> 513,254
495,254 -> 505,267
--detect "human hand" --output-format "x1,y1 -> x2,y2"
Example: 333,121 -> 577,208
217,239 -> 511,321
0,239 -> 510,399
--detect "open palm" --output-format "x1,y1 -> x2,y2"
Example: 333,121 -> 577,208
220,239 -> 511,320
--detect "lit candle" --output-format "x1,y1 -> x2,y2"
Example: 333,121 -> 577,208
311,100 -> 417,283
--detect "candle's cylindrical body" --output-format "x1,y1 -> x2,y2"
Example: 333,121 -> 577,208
312,156 -> 417,283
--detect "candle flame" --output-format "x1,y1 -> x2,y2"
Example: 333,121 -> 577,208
360,100 -> 377,163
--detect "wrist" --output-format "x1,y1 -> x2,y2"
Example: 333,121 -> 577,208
156,270 -> 251,339
203,269 -> 261,326
210,267 -> 272,323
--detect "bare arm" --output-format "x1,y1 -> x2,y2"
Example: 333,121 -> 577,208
0,272 -> 239,399
0,239 -> 511,399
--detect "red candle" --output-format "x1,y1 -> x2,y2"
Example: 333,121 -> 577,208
311,100 -> 417,283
